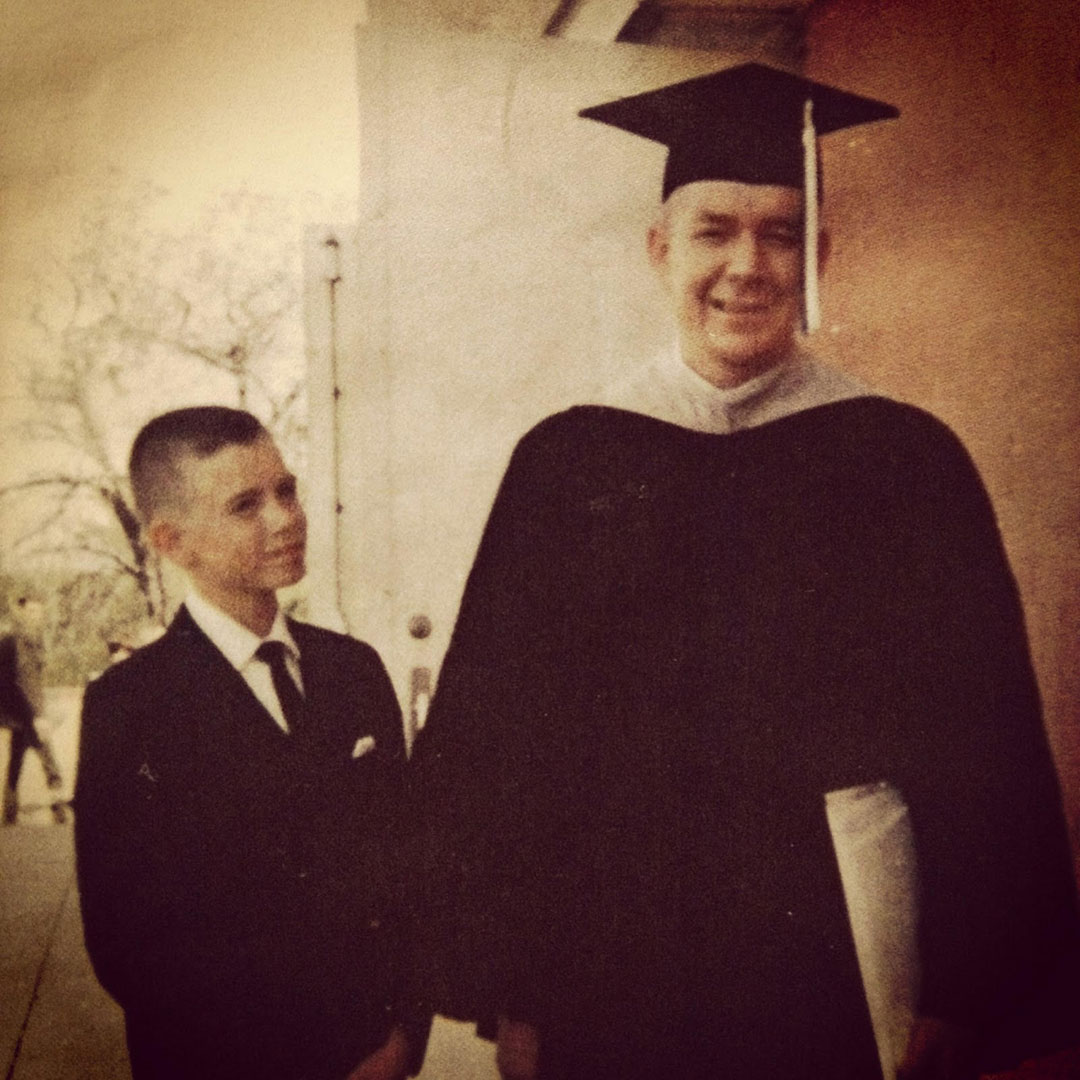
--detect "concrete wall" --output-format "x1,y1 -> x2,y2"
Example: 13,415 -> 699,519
323,11 -> 754,714
805,0 -> 1080,856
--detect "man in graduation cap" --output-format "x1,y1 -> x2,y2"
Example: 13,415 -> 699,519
412,64 -> 1079,1080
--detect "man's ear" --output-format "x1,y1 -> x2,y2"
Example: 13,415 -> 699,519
647,221 -> 669,274
817,229 -> 832,276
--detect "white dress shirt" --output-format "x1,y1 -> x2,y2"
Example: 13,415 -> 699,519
184,590 -> 304,733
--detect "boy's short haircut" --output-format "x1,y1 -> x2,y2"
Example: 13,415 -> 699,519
129,407 -> 267,522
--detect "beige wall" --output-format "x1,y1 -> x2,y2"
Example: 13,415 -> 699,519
806,0 -> 1080,855
326,16 -> 743,698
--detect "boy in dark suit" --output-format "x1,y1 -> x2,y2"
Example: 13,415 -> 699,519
74,407 -> 426,1080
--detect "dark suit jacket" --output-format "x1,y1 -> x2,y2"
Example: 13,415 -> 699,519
75,607 -> 425,1080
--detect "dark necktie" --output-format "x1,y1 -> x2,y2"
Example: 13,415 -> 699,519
255,640 -> 305,734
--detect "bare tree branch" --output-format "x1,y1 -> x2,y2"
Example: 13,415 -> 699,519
0,476 -> 100,496
13,540 -> 131,572
6,183 -> 306,647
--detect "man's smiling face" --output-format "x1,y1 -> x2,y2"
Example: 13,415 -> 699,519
649,180 -> 824,388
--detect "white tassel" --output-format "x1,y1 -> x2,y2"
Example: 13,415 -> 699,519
802,98 -> 821,334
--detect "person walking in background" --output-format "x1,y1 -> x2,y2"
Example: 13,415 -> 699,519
74,407 -> 428,1080
1,587 -> 65,826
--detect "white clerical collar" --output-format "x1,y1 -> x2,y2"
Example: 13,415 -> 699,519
662,347 -> 792,423
184,589 -> 299,675
601,342 -> 875,434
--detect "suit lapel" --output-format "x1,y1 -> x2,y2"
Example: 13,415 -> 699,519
164,610 -> 353,761
166,606 -> 289,744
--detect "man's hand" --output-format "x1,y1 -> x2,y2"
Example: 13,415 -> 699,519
496,1016 -> 540,1080
896,1016 -> 979,1080
345,1025 -> 410,1080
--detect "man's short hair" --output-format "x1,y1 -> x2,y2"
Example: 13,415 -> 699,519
129,407 -> 267,522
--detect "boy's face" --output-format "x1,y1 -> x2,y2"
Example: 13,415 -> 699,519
161,434 -> 307,608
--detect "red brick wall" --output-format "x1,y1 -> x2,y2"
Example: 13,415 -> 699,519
806,0 -> 1080,865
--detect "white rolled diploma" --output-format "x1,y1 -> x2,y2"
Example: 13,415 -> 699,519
825,781 -> 919,1080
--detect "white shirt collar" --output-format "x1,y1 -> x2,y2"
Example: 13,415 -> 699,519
601,341 -> 875,434
184,589 -> 300,674
662,345 -> 792,421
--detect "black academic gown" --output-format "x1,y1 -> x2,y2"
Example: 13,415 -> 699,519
75,607 -> 425,1080
414,398 -> 1079,1079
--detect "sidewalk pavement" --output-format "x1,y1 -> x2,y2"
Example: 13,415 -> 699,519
0,821 -> 130,1080
1,685 -> 130,1079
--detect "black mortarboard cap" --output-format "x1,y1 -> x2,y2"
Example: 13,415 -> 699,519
579,62 -> 898,200
579,62 -> 897,331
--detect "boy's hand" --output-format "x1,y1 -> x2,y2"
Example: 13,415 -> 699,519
345,1025 -> 410,1080
496,1017 -> 540,1080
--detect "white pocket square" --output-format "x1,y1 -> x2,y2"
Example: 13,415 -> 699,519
351,735 -> 377,759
